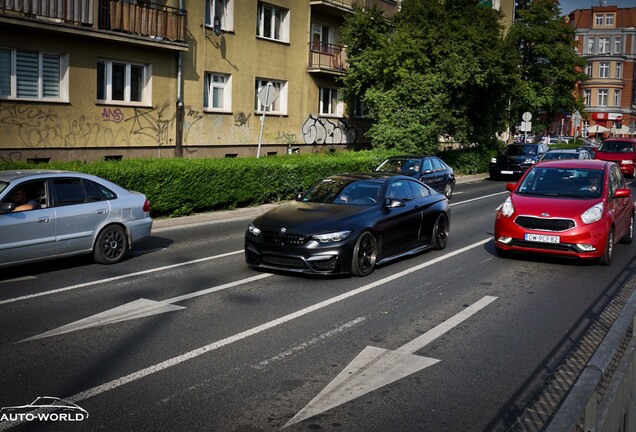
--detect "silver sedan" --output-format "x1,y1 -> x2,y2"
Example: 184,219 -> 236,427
0,170 -> 152,268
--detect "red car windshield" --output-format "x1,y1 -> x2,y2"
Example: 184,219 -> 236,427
598,141 -> 633,153
516,167 -> 603,199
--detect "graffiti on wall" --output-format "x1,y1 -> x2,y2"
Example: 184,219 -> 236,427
234,112 -> 250,127
275,131 -> 296,145
0,103 -> 203,149
301,115 -> 358,145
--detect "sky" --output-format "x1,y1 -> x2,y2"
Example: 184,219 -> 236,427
559,0 -> 636,15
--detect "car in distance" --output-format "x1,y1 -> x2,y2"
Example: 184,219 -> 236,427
593,137 -> 636,178
374,155 -> 455,199
245,172 -> 450,276
489,143 -> 549,180
0,170 -> 152,268
537,148 -> 592,162
494,160 -> 634,265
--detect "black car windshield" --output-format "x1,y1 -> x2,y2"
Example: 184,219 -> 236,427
540,152 -> 577,161
505,145 -> 538,156
376,158 -> 422,173
300,179 -> 382,205
598,141 -> 633,152
516,167 -> 603,199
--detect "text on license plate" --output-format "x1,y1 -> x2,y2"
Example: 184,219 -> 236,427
525,234 -> 560,243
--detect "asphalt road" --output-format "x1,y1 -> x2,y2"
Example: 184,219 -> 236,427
1,175 -> 635,432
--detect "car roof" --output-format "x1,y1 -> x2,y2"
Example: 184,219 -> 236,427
532,159 -> 610,170
329,172 -> 408,182
384,155 -> 436,159
544,149 -> 580,153
602,138 -> 636,142
0,170 -> 70,182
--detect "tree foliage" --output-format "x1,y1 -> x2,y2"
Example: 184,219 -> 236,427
340,0 -> 516,152
506,0 -> 587,131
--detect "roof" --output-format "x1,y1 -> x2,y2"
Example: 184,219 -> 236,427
0,170 -> 69,182
533,159 -> 610,170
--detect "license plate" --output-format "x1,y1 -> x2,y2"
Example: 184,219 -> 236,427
525,234 -> 560,243
501,170 -> 514,175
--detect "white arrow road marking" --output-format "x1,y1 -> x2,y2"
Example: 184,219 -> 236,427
19,273 -> 273,343
285,295 -> 498,427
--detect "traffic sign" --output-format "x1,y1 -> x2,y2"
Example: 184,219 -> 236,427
522,112 -> 532,122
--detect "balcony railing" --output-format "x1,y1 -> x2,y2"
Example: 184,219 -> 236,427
308,42 -> 348,73
98,0 -> 186,42
0,0 -> 187,43
311,0 -> 399,16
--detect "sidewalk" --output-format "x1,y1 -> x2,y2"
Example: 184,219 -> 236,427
152,173 -> 488,231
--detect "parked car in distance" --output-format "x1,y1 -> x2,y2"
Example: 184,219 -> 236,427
374,155 -> 456,199
245,172 -> 450,276
489,143 -> 549,180
537,148 -> 592,162
593,137 -> 636,178
494,160 -> 634,265
0,170 -> 152,268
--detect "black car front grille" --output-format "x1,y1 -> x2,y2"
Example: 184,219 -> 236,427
515,216 -> 575,232
262,231 -> 309,246
262,255 -> 307,268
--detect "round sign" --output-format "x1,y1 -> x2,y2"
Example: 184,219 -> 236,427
616,115 -> 623,122
522,112 -> 532,122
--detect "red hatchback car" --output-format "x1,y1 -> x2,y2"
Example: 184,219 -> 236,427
495,160 -> 634,265
594,137 -> 636,178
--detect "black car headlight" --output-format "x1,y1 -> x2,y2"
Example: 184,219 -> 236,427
312,231 -> 351,244
248,223 -> 262,236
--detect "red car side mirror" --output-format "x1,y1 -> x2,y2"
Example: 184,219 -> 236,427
506,183 -> 516,192
614,188 -> 631,198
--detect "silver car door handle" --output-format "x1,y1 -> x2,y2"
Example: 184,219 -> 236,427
36,217 -> 50,223
96,209 -> 108,215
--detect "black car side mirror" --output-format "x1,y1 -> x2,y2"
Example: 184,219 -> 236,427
0,202 -> 16,214
384,197 -> 405,209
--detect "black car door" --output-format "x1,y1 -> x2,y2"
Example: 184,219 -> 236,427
377,179 -> 422,257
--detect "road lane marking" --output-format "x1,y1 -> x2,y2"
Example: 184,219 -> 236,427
54,238 -> 492,410
286,295 -> 498,426
0,250 -> 243,306
449,191 -> 508,207
20,273 -> 273,342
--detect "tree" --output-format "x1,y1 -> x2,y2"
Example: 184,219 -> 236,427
506,0 -> 587,132
340,0 -> 516,153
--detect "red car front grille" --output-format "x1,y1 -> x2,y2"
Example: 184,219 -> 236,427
515,216 -> 575,232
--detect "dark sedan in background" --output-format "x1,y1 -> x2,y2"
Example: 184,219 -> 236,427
489,143 -> 549,180
374,155 -> 455,199
245,173 -> 450,276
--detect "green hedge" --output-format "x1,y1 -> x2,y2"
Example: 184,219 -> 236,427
0,148 -> 490,217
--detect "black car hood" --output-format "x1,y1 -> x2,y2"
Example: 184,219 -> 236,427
252,201 -> 376,233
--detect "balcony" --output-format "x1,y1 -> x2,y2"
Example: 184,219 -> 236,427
0,0 -> 187,43
310,0 -> 399,17
308,42 -> 347,75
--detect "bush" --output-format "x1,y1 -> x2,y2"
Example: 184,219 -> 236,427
0,148 -> 489,217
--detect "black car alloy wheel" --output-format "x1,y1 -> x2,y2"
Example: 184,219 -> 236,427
432,213 -> 449,250
351,231 -> 378,276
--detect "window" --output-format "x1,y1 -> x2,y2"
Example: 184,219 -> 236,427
594,14 -> 604,26
613,36 -> 622,54
584,89 -> 591,106
352,98 -> 367,118
254,79 -> 287,114
311,23 -> 331,51
605,14 -> 614,26
205,0 -> 234,32
319,87 -> 343,116
599,62 -> 609,78
613,90 -> 621,107
0,48 -> 67,101
597,89 -> 608,107
97,60 -> 150,105
616,62 -> 622,79
586,38 -> 595,54
598,37 -> 609,54
256,2 -> 289,42
585,63 -> 593,77
204,72 -> 231,112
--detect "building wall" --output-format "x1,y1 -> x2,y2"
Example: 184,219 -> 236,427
568,5 -> 636,136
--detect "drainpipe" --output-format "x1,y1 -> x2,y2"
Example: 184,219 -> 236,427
174,0 -> 185,158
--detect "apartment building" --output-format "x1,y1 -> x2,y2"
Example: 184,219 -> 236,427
567,5 -> 636,136
0,0 -> 398,162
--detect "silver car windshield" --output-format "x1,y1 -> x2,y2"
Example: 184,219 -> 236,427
517,167 -> 603,199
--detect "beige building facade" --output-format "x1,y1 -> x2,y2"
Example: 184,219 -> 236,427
0,0 -> 398,162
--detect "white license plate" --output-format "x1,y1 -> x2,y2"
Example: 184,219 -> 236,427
525,234 -> 560,243
501,170 -> 514,175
